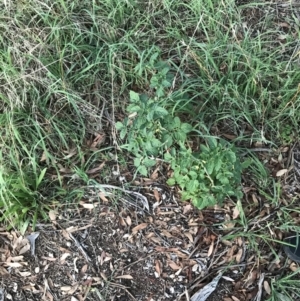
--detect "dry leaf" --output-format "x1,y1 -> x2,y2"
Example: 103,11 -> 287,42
126,216 -> 132,226
168,260 -> 181,270
132,223 -> 148,232
98,192 -> 109,202
184,232 -> 193,243
19,244 -> 30,255
231,296 -> 240,301
263,280 -> 271,295
86,161 -> 106,174
235,248 -> 243,263
207,241 -> 214,257
153,189 -> 160,202
155,260 -> 161,276
5,262 -> 23,267
60,253 -> 71,262
276,169 -> 288,177
48,210 -> 57,222
40,151 -> 47,162
116,275 -> 133,280
81,264 -> 88,274
18,271 -> 31,277
232,206 -> 240,219
290,262 -> 298,272
60,286 -> 72,291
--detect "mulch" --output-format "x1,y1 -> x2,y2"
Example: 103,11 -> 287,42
0,180 -> 296,301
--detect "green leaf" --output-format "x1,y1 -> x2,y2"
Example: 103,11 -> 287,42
36,168 -> 47,188
127,104 -> 141,113
120,128 -> 127,139
134,157 -> 141,167
167,178 -> 176,186
208,137 -> 218,148
180,123 -> 193,133
143,158 -> 157,167
152,138 -> 161,148
174,131 -> 187,142
174,117 -> 181,128
206,160 -> 214,175
155,106 -> 168,117
186,179 -> 199,192
188,170 -> 198,180
130,90 -> 140,102
164,152 -> 173,162
214,156 -> 222,172
162,134 -> 173,148
138,165 -> 148,176
115,122 -> 124,130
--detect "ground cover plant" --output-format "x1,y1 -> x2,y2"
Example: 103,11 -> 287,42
1,0 -> 300,300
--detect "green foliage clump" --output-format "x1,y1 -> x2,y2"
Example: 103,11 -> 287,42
165,138 -> 247,209
116,59 -> 246,209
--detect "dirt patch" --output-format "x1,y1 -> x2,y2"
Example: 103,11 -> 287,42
0,182 -> 293,301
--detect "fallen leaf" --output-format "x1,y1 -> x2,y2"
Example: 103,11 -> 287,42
153,189 -> 160,202
132,223 -> 148,233
207,241 -> 214,257
81,264 -> 88,274
60,286 -> 72,291
232,206 -> 240,219
276,169 -> 288,177
60,253 -> 71,262
126,216 -> 132,226
49,210 -> 57,222
263,280 -> 271,295
5,262 -> 23,267
18,271 -> 31,277
155,260 -> 161,276
235,248 -> 243,263
40,151 -> 47,162
116,275 -> 133,280
231,296 -> 240,301
86,161 -> 106,174
168,260 -> 181,270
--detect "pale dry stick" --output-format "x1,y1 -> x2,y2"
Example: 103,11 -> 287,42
91,282 -> 137,301
69,232 -> 92,262
123,253 -> 154,270
87,183 -> 150,211
254,272 -> 265,301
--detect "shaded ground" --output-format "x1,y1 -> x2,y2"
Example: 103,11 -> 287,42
0,174 -> 298,301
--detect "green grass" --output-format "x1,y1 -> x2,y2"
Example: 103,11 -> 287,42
1,0 -> 300,298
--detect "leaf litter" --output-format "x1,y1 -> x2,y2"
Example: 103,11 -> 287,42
0,177 -> 297,301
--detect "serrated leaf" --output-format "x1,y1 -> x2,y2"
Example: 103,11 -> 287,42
206,160 -> 214,175
215,156 -> 222,172
138,165 -> 148,176
208,137 -> 218,148
115,122 -> 124,130
174,116 -> 181,128
127,104 -> 141,113
130,90 -> 140,102
152,138 -> 161,148
134,157 -> 141,167
155,106 -> 168,117
143,158 -> 156,167
167,178 -> 176,186
180,123 -> 193,134
120,128 -> 127,139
